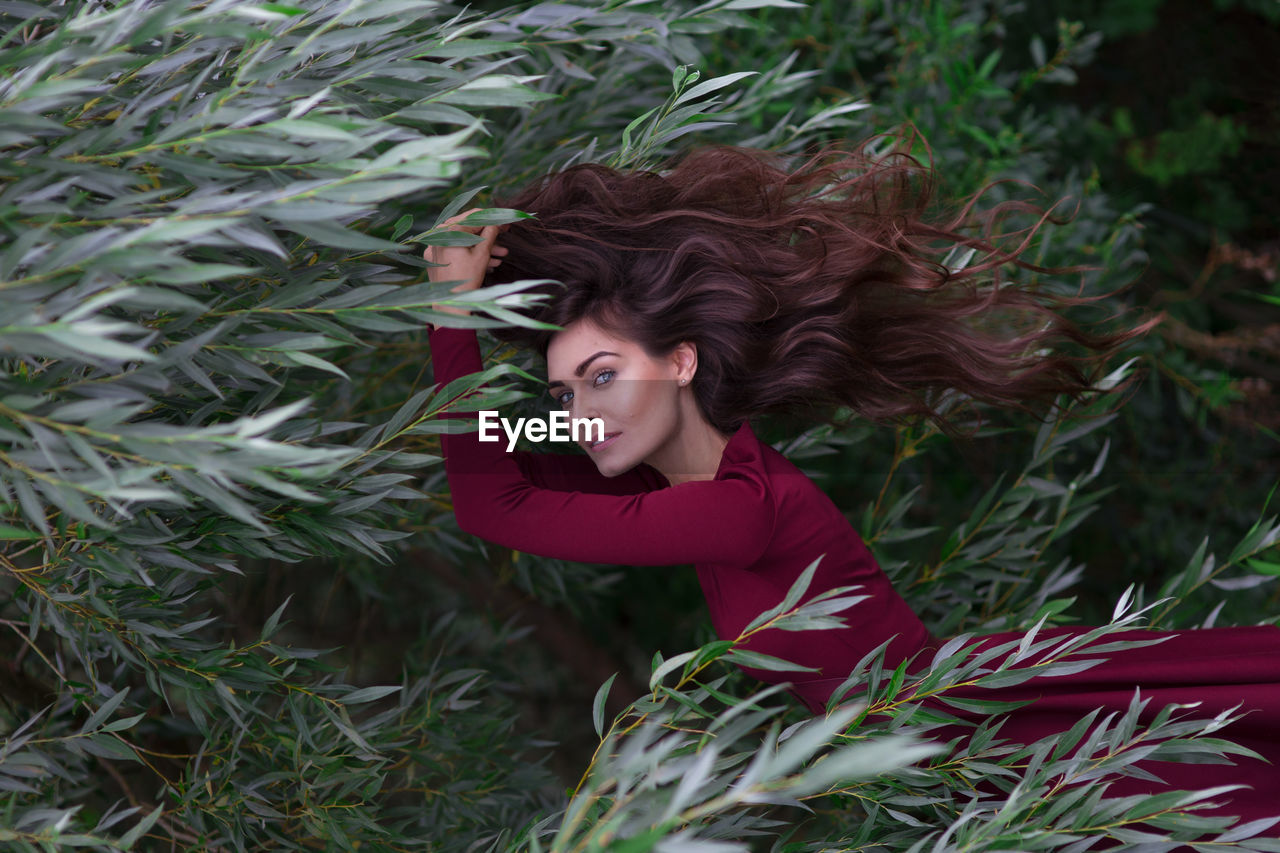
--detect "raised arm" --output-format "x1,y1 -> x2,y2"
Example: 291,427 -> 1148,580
513,450 -> 668,495
427,321 -> 663,494
421,210 -> 663,498
427,324 -> 776,566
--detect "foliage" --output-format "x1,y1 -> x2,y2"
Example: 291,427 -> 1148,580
701,0 -> 1280,628
1,0 -> 1278,851
528,574 -> 1280,852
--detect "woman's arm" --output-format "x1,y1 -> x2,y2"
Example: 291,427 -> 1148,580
512,450 -> 667,495
427,320 -> 661,496
427,324 -> 775,566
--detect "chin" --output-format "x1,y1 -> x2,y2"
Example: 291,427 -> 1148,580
593,460 -> 628,478
592,452 -> 641,478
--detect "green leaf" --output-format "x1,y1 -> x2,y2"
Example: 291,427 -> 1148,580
672,71 -> 757,107
592,673 -> 617,739
79,688 -> 130,734
649,650 -> 697,689
458,208 -> 534,226
1247,558 -> 1280,576
742,554 -> 823,633
723,648 -> 819,673
0,523 -> 40,540
339,685 -> 402,705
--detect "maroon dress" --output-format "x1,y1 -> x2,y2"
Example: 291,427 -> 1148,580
428,325 -> 1280,824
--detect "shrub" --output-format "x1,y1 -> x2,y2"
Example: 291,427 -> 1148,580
2,1 -> 1277,850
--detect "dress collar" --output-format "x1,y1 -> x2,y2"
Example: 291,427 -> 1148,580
713,418 -> 759,480
642,420 -> 759,488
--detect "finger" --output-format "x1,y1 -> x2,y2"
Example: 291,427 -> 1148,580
440,207 -> 484,230
492,246 -> 510,256
445,207 -> 482,223
479,224 -> 499,254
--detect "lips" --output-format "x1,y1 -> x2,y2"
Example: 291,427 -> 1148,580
589,432 -> 621,451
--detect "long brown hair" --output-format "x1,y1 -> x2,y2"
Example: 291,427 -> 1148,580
484,128 -> 1161,437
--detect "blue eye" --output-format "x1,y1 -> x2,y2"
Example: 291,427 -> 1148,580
552,369 -> 614,408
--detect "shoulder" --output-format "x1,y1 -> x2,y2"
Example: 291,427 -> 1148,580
721,422 -> 850,520
711,420 -> 772,489
715,420 -> 810,486
713,421 -> 816,512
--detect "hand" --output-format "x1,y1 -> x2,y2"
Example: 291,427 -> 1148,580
425,208 -> 510,318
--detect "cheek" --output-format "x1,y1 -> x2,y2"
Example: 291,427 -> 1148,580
619,379 -> 675,423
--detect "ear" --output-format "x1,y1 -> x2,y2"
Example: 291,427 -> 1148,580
670,341 -> 697,383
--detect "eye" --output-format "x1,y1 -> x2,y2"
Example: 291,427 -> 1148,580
551,369 -> 615,408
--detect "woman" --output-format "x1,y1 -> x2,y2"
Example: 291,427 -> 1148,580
423,139 -> 1280,824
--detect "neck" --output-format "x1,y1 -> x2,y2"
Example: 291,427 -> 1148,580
647,399 -> 733,486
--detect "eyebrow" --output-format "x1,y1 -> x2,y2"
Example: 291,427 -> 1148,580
547,351 -> 620,391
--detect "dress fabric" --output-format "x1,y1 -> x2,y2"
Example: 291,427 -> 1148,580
428,325 -> 1280,824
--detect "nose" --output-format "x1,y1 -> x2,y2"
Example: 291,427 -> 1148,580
574,393 -> 601,422
570,396 -> 606,446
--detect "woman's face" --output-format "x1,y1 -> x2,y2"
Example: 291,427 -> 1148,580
545,317 -> 692,477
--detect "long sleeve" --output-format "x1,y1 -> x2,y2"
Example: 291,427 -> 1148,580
428,324 -> 661,495
512,449 -> 667,496
427,325 -> 776,566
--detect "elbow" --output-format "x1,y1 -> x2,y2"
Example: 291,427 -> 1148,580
454,509 -> 476,537
451,493 -> 509,544
450,495 -> 485,538
454,512 -> 489,541
446,480 -> 531,548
